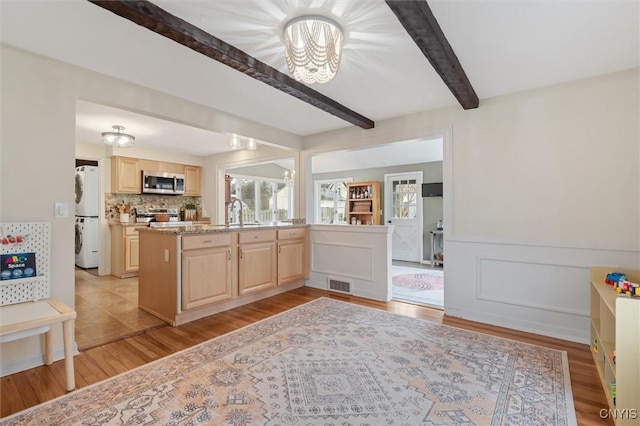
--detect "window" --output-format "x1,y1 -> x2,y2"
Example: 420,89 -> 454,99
392,179 -> 418,219
229,175 -> 293,224
314,178 -> 353,224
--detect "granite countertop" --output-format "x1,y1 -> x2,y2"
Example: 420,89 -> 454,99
138,223 -> 308,235
110,220 -> 212,227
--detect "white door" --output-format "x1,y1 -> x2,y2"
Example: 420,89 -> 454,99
384,172 -> 423,262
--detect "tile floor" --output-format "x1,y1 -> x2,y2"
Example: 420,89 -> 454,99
74,268 -> 166,350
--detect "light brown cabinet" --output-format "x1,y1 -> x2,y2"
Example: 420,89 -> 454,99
184,165 -> 202,196
111,157 -> 141,193
111,156 -> 202,195
590,267 -> 640,424
277,228 -> 309,286
181,233 -> 233,310
138,226 -> 308,326
346,181 -> 381,225
238,230 -> 277,296
111,225 -> 146,278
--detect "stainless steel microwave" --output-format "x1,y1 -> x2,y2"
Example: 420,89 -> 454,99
142,170 -> 185,195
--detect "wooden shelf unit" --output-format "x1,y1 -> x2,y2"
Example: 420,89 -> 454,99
590,266 -> 640,425
346,181 -> 381,225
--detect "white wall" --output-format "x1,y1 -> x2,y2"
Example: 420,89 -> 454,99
308,224 -> 393,301
0,45 -> 300,374
303,69 -> 640,343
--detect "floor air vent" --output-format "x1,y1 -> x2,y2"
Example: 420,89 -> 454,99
328,278 -> 352,294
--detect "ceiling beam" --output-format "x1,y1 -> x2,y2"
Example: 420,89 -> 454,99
385,0 -> 479,110
88,0 -> 375,129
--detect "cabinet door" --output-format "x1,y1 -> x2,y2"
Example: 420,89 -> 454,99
124,235 -> 139,272
113,157 -> 141,193
184,165 -> 201,196
182,247 -> 232,310
238,242 -> 276,295
278,239 -> 305,285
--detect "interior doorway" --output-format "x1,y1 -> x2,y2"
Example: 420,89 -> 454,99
384,171 -> 423,262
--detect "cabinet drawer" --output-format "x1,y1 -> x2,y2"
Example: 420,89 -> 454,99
277,228 -> 306,240
239,230 -> 276,244
125,226 -> 147,236
182,233 -> 232,250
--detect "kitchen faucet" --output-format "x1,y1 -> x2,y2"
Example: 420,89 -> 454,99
228,197 -> 243,227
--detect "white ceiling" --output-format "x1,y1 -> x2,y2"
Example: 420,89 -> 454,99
2,0 -> 638,168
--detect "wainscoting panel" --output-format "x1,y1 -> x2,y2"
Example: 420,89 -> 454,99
443,238 -> 639,344
308,225 -> 393,301
476,258 -> 589,317
312,242 -> 373,281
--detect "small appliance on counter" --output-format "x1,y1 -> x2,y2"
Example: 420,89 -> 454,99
135,207 -> 192,227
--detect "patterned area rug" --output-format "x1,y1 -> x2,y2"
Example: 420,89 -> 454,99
393,273 -> 443,290
1,298 -> 576,425
392,267 -> 444,307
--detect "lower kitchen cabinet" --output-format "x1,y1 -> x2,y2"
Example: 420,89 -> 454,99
138,226 -> 308,326
181,233 -> 234,310
182,246 -> 232,310
238,230 -> 277,295
111,224 -> 146,278
277,228 -> 309,286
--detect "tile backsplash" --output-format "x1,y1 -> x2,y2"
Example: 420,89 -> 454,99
105,194 -> 203,224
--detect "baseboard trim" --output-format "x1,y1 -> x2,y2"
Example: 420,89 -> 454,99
0,344 -> 80,377
446,305 -> 589,344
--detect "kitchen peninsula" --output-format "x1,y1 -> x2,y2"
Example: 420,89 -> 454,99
137,223 -> 309,325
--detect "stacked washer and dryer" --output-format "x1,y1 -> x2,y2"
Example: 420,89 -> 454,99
75,166 -> 99,268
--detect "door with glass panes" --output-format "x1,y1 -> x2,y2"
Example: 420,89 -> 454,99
384,172 -> 423,262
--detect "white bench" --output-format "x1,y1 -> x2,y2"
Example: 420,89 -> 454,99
0,298 -> 76,391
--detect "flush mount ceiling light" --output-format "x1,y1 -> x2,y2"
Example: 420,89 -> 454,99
102,125 -> 135,148
230,134 -> 259,151
230,134 -> 242,149
283,15 -> 344,84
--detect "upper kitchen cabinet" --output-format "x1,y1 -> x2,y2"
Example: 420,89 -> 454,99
111,156 -> 202,195
184,165 -> 202,196
111,156 -> 141,193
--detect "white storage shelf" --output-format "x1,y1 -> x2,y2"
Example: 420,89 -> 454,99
590,266 -> 640,425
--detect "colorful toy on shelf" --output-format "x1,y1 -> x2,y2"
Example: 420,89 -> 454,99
605,272 -> 627,285
614,279 -> 640,297
610,381 -> 616,406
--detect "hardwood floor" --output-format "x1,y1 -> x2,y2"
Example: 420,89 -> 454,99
1,287 -> 611,425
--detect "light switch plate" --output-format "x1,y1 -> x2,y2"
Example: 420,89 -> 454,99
54,202 -> 69,218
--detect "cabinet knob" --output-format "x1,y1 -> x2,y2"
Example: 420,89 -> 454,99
227,250 -> 231,261
278,245 -> 281,253
240,249 -> 244,259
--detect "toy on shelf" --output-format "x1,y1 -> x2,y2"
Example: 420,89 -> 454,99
614,279 -> 640,297
610,381 -> 616,406
605,272 -> 626,285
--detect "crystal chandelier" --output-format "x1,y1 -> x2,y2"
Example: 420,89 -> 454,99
283,16 -> 344,84
102,125 -> 135,148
